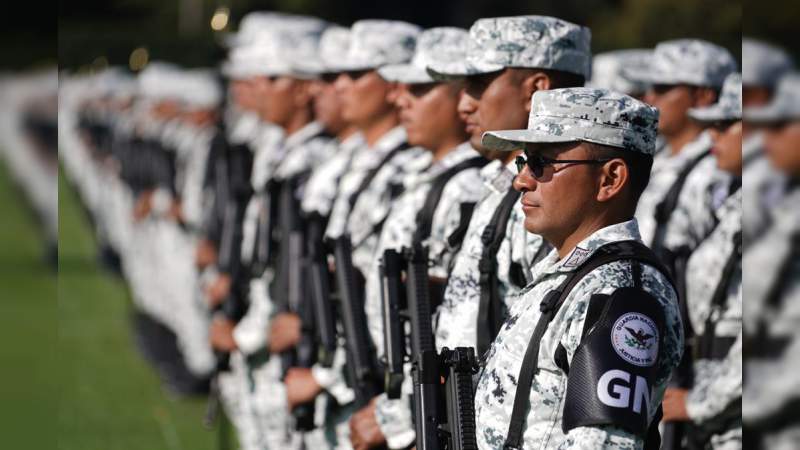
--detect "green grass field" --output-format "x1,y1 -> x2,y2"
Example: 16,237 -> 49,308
0,160 -> 232,449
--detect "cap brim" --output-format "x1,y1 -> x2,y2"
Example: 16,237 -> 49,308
426,59 -> 504,82
481,129 -> 577,152
377,64 -> 434,84
324,59 -> 380,73
688,104 -> 741,122
744,104 -> 792,124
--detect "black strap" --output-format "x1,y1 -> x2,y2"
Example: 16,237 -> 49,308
476,188 -> 522,358
504,240 -> 673,450
413,156 -> 488,245
697,230 -> 741,360
764,231 -> 800,310
652,149 -> 710,254
345,142 -> 410,221
446,202 -> 477,254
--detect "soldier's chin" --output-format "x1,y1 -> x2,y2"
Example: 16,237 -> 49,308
523,214 -> 545,235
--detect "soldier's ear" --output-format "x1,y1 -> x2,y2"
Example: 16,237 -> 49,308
693,87 -> 717,108
596,157 -> 628,204
522,72 -> 551,112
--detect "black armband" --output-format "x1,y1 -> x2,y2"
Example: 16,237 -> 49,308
562,287 -> 666,437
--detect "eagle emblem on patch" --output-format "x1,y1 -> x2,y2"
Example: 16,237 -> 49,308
611,312 -> 659,367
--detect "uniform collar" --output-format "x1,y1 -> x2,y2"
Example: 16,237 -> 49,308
715,186 -> 742,222
339,132 -> 365,152
285,121 -> 325,149
373,126 -> 407,154
480,158 -> 516,195
428,142 -> 481,176
536,219 -> 643,277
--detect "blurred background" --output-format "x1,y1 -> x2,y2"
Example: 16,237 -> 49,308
58,0 -> 746,72
1,1 -> 798,449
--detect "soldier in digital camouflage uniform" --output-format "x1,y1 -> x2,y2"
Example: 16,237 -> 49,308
281,25 -> 363,450
660,73 -> 743,450
322,19 -> 425,245
290,20 -> 425,450
742,73 -> 800,449
629,39 -> 737,255
425,15 -> 591,364
333,27 -> 486,450
741,38 -> 794,248
208,14 -> 332,450
475,88 -> 684,449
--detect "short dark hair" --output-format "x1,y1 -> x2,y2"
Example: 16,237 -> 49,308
540,68 -> 586,89
585,143 -> 653,205
509,67 -> 586,89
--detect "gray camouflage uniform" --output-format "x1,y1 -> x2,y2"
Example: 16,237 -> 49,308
741,39 -> 794,247
742,73 -> 800,448
675,73 -> 743,449
629,39 -> 737,252
429,14 -> 591,356
359,28 -> 490,447
477,88 -> 683,450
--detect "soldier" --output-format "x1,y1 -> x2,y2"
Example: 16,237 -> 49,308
660,73 -> 743,450
741,38 -> 794,246
207,14 -> 331,450
630,39 -> 737,257
475,88 -> 683,449
425,15 -> 589,373
322,19 -> 425,246
742,73 -> 800,448
343,26 -> 487,450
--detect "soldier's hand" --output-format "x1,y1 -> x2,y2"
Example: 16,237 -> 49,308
662,387 -> 690,422
206,274 -> 232,308
285,367 -> 322,410
195,239 -> 218,269
268,312 -> 301,353
349,398 -> 386,450
209,317 -> 237,352
133,191 -> 154,221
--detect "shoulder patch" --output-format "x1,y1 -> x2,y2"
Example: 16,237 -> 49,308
562,246 -> 590,269
611,313 -> 659,367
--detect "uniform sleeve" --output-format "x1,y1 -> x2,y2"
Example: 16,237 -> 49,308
686,331 -> 742,423
374,369 -> 416,449
311,344 -> 355,405
558,425 -> 641,450
664,158 -> 727,254
232,276 -> 274,355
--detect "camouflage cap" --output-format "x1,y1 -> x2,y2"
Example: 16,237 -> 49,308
426,16 -> 592,81
377,27 -> 469,84
627,39 -> 736,88
742,38 -> 794,88
175,69 -> 222,109
137,61 -> 183,101
745,73 -> 800,123
224,11 -> 295,48
588,49 -> 652,96
326,19 -> 421,72
688,73 -> 742,122
292,25 -> 352,76
482,88 -> 660,155
222,15 -> 328,79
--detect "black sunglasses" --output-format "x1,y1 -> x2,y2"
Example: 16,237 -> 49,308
344,69 -> 372,80
706,119 -> 739,132
515,153 -> 612,180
